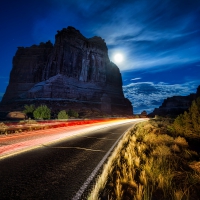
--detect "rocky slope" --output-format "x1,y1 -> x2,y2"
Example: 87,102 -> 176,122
0,26 -> 133,116
149,85 -> 200,117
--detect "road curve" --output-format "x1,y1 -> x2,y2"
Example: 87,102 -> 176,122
0,119 -> 146,200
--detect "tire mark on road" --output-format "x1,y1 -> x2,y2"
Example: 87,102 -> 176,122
80,136 -> 115,140
42,145 -> 105,152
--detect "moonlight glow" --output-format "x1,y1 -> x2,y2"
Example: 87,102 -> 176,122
114,53 -> 123,63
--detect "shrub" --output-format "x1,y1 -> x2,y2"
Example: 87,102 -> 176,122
68,109 -> 79,118
33,105 -> 51,120
173,97 -> 200,136
23,104 -> 35,118
57,110 -> 68,120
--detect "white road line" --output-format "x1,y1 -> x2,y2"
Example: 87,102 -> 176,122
71,123 -> 135,200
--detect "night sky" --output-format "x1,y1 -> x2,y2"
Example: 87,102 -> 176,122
1,0 -> 200,114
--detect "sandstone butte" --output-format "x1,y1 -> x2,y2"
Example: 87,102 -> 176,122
149,85 -> 200,117
0,26 -> 133,117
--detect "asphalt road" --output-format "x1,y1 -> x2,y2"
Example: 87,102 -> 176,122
0,119 -> 145,200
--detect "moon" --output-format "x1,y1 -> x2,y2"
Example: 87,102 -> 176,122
114,53 -> 123,63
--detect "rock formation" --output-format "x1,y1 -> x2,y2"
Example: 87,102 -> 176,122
149,85 -> 200,117
6,111 -> 26,120
0,26 -> 133,116
140,110 -> 147,118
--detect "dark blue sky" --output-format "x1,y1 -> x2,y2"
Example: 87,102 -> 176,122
0,0 -> 200,113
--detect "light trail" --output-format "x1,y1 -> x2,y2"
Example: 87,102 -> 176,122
0,119 -> 147,160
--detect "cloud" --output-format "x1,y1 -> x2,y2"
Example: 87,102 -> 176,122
30,0 -> 200,72
108,28 -> 200,71
35,0 -> 198,74
131,78 -> 141,81
123,81 -> 199,114
93,0 -> 200,71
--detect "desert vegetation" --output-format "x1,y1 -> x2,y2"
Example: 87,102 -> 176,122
173,97 -> 200,137
23,104 -> 80,120
67,109 -> 79,118
57,110 -> 69,119
23,104 -> 35,118
89,98 -> 200,200
33,105 -> 51,120
23,104 -> 51,120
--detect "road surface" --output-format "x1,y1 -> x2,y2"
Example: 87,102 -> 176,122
0,119 -> 146,199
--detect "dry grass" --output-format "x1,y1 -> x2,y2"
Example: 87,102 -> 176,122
88,118 -> 200,200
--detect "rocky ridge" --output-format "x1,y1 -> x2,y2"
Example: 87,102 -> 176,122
149,85 -> 200,117
0,26 -> 133,116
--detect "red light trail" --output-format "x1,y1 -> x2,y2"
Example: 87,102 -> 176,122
0,119 -> 139,159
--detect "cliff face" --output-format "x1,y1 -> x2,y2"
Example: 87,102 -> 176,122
149,85 -> 200,117
2,41 -> 54,102
1,26 -> 133,115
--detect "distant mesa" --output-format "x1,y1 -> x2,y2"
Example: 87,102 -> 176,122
140,110 -> 148,118
0,26 -> 133,116
149,85 -> 200,117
